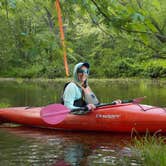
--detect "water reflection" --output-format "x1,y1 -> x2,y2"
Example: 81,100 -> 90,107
0,78 -> 166,107
0,79 -> 64,106
0,126 -> 142,165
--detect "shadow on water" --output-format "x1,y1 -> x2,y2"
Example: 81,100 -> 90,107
0,126 -> 142,166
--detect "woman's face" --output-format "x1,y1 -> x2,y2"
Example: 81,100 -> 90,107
77,66 -> 89,83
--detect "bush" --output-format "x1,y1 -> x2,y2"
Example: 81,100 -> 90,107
8,65 -> 43,78
143,60 -> 166,78
101,59 -> 142,78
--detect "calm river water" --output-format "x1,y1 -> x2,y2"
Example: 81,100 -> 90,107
0,78 -> 166,165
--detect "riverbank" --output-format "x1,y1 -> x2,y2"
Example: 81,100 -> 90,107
0,77 -> 166,81
1,77 -> 166,88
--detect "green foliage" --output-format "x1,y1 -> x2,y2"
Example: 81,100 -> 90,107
0,0 -> 166,78
0,102 -> 10,108
143,60 -> 166,78
10,65 -> 43,78
133,136 -> 166,165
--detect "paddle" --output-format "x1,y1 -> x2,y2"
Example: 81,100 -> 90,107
40,104 -> 70,125
97,96 -> 146,107
41,96 -> 146,125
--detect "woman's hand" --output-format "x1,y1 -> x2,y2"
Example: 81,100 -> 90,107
113,99 -> 122,104
82,86 -> 91,94
86,104 -> 96,111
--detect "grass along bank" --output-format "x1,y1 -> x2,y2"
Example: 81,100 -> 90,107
132,135 -> 166,166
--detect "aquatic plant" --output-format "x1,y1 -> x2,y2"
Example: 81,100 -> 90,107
133,135 -> 166,165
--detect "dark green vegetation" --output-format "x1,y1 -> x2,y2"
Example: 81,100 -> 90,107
0,0 -> 166,78
133,135 -> 166,165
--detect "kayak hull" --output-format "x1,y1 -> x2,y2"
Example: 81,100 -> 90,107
0,103 -> 166,133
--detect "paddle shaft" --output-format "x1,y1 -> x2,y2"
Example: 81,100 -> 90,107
96,96 -> 146,108
96,99 -> 132,108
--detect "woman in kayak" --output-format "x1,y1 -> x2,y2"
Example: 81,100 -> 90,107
62,62 -> 99,111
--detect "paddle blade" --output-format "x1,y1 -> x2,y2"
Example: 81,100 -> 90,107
40,104 -> 70,125
133,96 -> 146,104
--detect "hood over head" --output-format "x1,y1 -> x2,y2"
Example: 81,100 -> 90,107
73,62 -> 90,83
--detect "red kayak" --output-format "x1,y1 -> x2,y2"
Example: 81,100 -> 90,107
0,103 -> 166,133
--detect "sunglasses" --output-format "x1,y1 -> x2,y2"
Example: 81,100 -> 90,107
77,68 -> 89,75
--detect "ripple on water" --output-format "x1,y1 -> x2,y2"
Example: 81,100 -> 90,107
86,144 -> 143,166
0,127 -> 144,166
